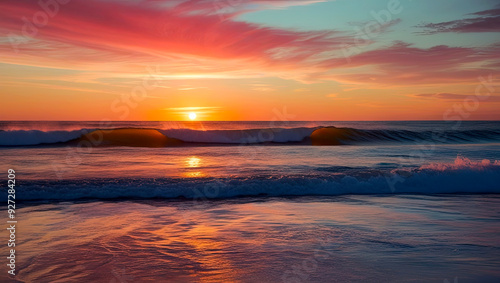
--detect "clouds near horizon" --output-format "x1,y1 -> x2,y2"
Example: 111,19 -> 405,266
1,0 -> 499,120
1,0 -> 498,85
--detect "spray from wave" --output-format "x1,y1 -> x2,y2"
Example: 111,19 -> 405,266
419,155 -> 500,171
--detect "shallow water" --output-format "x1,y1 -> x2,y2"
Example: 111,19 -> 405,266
2,142 -> 500,201
1,121 -> 500,282
5,195 -> 500,282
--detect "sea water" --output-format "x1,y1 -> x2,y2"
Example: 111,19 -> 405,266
1,121 -> 500,282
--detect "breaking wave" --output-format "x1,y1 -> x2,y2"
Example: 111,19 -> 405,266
12,157 -> 500,202
1,126 -> 500,146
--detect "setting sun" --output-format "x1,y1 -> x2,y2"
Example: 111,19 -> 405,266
2,1 -> 500,282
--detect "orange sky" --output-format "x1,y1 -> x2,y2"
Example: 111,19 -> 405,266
1,0 -> 499,121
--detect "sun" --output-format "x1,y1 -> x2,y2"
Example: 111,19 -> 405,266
188,112 -> 197,120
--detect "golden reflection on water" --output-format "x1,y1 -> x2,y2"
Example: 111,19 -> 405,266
186,156 -> 201,168
183,171 -> 206,178
12,197 -> 498,283
182,156 -> 206,178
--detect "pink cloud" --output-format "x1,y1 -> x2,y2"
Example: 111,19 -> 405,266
0,0 -> 362,90
411,93 -> 500,102
318,42 -> 500,85
0,0 -> 498,88
0,0 -> 342,65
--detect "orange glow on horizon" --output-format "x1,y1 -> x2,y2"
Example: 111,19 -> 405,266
1,0 -> 500,121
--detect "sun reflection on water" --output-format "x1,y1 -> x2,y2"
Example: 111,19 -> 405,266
182,156 -> 206,177
187,156 -> 201,168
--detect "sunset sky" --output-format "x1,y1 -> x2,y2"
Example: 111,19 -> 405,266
1,0 -> 499,121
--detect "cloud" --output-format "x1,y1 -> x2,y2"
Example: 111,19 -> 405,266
249,83 -> 276,92
347,18 -> 402,34
294,88 -> 310,92
166,106 -> 222,119
411,93 -> 500,102
417,8 -> 500,34
252,87 -> 275,92
0,0 -> 346,77
166,107 -> 222,111
178,87 -> 208,91
317,42 -> 500,85
0,0 -> 497,89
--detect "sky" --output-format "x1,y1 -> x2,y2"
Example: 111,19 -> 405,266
0,0 -> 499,121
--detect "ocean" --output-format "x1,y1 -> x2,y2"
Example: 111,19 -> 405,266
1,121 -> 500,282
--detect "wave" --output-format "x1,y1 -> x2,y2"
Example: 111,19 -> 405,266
158,127 -> 315,144
11,157 -> 500,201
1,126 -> 500,146
0,129 -> 91,146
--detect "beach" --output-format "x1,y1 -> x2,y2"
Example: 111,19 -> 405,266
1,121 -> 500,282
4,195 -> 500,282
2,0 -> 500,281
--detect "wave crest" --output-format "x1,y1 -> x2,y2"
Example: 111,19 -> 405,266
12,157 -> 500,201
1,126 -> 500,146
419,156 -> 500,171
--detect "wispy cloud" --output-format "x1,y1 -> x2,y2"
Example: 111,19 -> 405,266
249,83 -> 276,92
417,8 -> 500,34
0,0 -> 498,90
411,93 -> 500,102
177,87 -> 208,91
293,88 -> 310,92
166,106 -> 222,111
318,42 -> 500,85
0,0 -> 348,82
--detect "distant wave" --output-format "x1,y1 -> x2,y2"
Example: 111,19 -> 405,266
1,126 -> 500,146
11,157 -> 500,201
0,129 -> 93,146
159,127 -> 315,144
